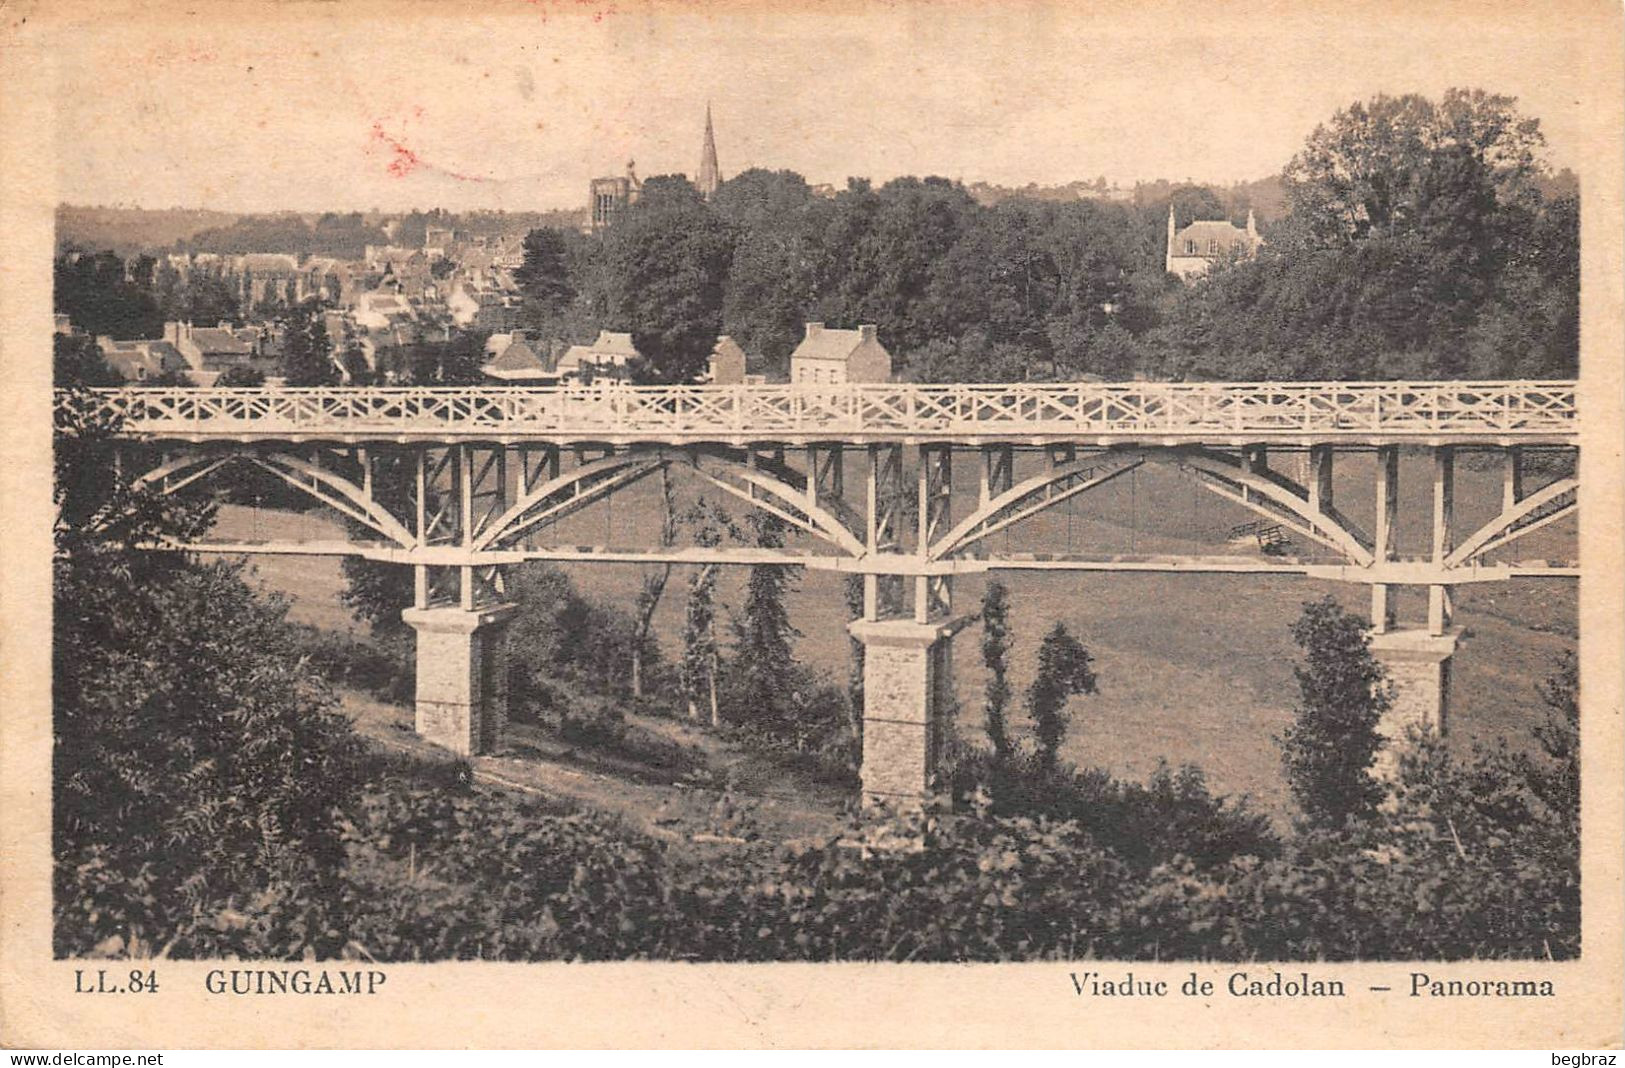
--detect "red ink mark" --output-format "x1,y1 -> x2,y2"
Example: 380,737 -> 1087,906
370,121 -> 421,178
368,119 -> 490,184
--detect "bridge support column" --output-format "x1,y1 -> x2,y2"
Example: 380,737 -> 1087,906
1368,626 -> 1461,780
402,602 -> 519,757
849,618 -> 957,810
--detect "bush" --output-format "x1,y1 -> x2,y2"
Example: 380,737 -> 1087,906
62,706 -> 1579,961
289,624 -> 414,705
947,746 -> 1279,873
720,670 -> 859,787
54,558 -> 366,957
506,564 -> 665,700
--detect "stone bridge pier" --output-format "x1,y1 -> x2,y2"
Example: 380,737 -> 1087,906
1368,627 -> 1460,779
848,619 -> 959,807
402,602 -> 518,757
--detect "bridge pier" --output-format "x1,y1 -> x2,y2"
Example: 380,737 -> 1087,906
849,618 -> 958,809
1368,626 -> 1460,780
402,602 -> 519,757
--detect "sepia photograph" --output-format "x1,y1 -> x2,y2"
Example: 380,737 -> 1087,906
2,0 -> 1622,1050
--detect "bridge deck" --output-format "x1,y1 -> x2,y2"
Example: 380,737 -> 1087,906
74,380 -> 1579,446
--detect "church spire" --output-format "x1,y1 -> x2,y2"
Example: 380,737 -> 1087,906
698,103 -> 721,200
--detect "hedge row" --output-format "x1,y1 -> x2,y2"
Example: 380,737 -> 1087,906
57,745 -> 1577,962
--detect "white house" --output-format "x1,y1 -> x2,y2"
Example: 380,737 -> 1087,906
1165,207 -> 1263,280
556,330 -> 641,381
788,323 -> 892,385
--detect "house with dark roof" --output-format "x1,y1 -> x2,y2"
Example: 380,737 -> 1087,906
482,331 -> 560,384
789,323 -> 891,385
164,321 -> 274,374
97,337 -> 190,383
1165,207 -> 1263,280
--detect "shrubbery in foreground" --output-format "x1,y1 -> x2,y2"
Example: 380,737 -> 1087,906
52,525 -> 1577,962
57,700 -> 1578,961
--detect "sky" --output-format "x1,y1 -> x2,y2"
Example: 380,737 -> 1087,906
46,1 -> 1609,213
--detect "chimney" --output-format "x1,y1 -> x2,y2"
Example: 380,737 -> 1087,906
858,324 -> 877,343
805,321 -> 824,339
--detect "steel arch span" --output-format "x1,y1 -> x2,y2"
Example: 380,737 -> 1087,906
69,382 -> 1579,804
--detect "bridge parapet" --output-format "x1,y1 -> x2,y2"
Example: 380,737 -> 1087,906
70,380 -> 1578,446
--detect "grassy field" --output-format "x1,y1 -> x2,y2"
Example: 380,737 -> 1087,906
212,446 -> 1576,821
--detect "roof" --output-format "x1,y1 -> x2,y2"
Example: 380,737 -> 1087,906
188,328 -> 252,355
791,326 -> 876,363
357,290 -> 417,318
99,339 -> 185,379
483,339 -> 557,380
484,331 -> 542,357
558,331 -> 641,369
369,246 -> 423,265
1172,220 -> 1259,255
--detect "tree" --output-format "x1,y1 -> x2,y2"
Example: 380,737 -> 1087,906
503,563 -> 655,700
406,330 -> 488,385
680,501 -> 736,725
1025,623 -> 1097,773
681,562 -> 721,725
514,228 -> 577,318
904,330 -> 1030,384
54,332 -> 122,388
1141,90 -> 1575,383
714,169 -> 820,373
281,302 -> 336,386
813,176 -> 980,355
167,272 -> 241,326
53,392 -> 362,951
842,575 -> 867,746
980,581 -> 1015,759
724,513 -> 800,728
629,467 -> 677,699
54,250 -> 164,340
599,175 -> 735,384
1524,652 -> 1579,844
1283,88 -> 1545,248
337,332 -> 374,385
1278,596 -> 1389,828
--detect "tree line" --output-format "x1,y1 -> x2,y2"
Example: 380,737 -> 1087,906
514,87 -> 1577,384
57,89 -> 1577,385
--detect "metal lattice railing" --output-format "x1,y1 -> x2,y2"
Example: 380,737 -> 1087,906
69,380 -> 1579,443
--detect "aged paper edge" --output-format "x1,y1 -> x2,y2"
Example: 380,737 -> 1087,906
1,0 -> 1621,1049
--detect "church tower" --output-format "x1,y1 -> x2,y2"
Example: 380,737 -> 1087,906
698,103 -> 721,200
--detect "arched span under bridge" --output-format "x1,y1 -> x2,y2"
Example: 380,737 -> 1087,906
71,380 -> 1580,805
